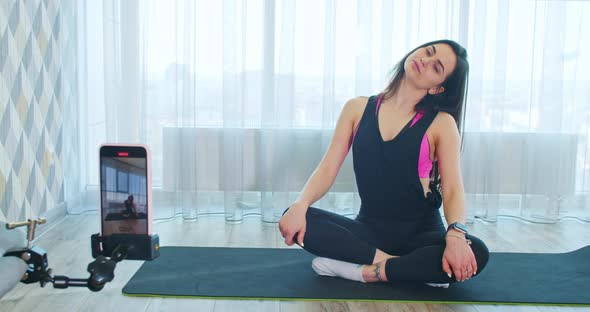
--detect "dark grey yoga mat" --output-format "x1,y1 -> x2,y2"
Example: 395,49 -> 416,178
123,246 -> 590,305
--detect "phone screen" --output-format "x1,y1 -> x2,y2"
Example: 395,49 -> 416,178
100,146 -> 149,236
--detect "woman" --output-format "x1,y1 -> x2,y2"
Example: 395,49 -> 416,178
122,195 -> 137,218
279,39 -> 489,286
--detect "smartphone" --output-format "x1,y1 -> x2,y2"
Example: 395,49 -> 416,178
99,144 -> 152,237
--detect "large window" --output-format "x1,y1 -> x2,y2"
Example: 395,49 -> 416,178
82,0 -> 590,195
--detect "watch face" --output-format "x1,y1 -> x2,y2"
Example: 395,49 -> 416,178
454,223 -> 467,233
448,222 -> 467,233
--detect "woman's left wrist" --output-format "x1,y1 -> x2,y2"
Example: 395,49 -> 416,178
445,231 -> 472,245
446,222 -> 468,236
447,228 -> 466,237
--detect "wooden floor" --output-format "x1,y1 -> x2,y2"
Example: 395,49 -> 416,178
1,213 -> 589,312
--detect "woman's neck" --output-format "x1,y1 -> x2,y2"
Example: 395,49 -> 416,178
385,77 -> 428,113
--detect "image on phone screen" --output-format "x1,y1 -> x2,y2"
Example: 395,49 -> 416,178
100,147 -> 148,236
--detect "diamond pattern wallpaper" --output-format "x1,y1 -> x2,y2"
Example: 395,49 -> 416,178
0,0 -> 77,222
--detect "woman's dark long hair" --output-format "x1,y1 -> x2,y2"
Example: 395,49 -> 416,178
382,39 -> 469,193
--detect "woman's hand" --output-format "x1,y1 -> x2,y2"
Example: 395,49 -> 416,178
278,203 -> 308,247
442,233 -> 478,282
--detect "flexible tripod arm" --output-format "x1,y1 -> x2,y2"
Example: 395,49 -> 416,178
53,245 -> 128,291
3,244 -> 127,292
3,218 -> 157,296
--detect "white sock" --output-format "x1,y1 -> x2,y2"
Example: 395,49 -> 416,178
425,282 -> 450,288
311,257 -> 366,283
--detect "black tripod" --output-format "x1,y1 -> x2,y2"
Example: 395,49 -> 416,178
4,244 -> 127,292
3,218 -> 158,293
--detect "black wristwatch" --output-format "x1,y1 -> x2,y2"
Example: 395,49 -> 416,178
447,222 -> 468,236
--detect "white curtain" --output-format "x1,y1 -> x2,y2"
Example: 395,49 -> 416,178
73,0 -> 590,224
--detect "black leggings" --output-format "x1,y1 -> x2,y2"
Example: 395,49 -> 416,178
292,207 -> 489,284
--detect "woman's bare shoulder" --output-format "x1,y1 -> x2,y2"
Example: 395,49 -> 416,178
431,112 -> 460,141
343,96 -> 370,113
341,97 -> 370,125
346,96 -> 369,105
433,111 -> 456,125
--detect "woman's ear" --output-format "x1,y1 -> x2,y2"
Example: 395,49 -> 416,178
428,86 -> 445,95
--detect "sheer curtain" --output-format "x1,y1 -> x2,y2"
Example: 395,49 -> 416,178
462,0 -> 590,223
73,0 -> 590,224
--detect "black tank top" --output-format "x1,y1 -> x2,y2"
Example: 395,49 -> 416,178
352,95 -> 442,221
